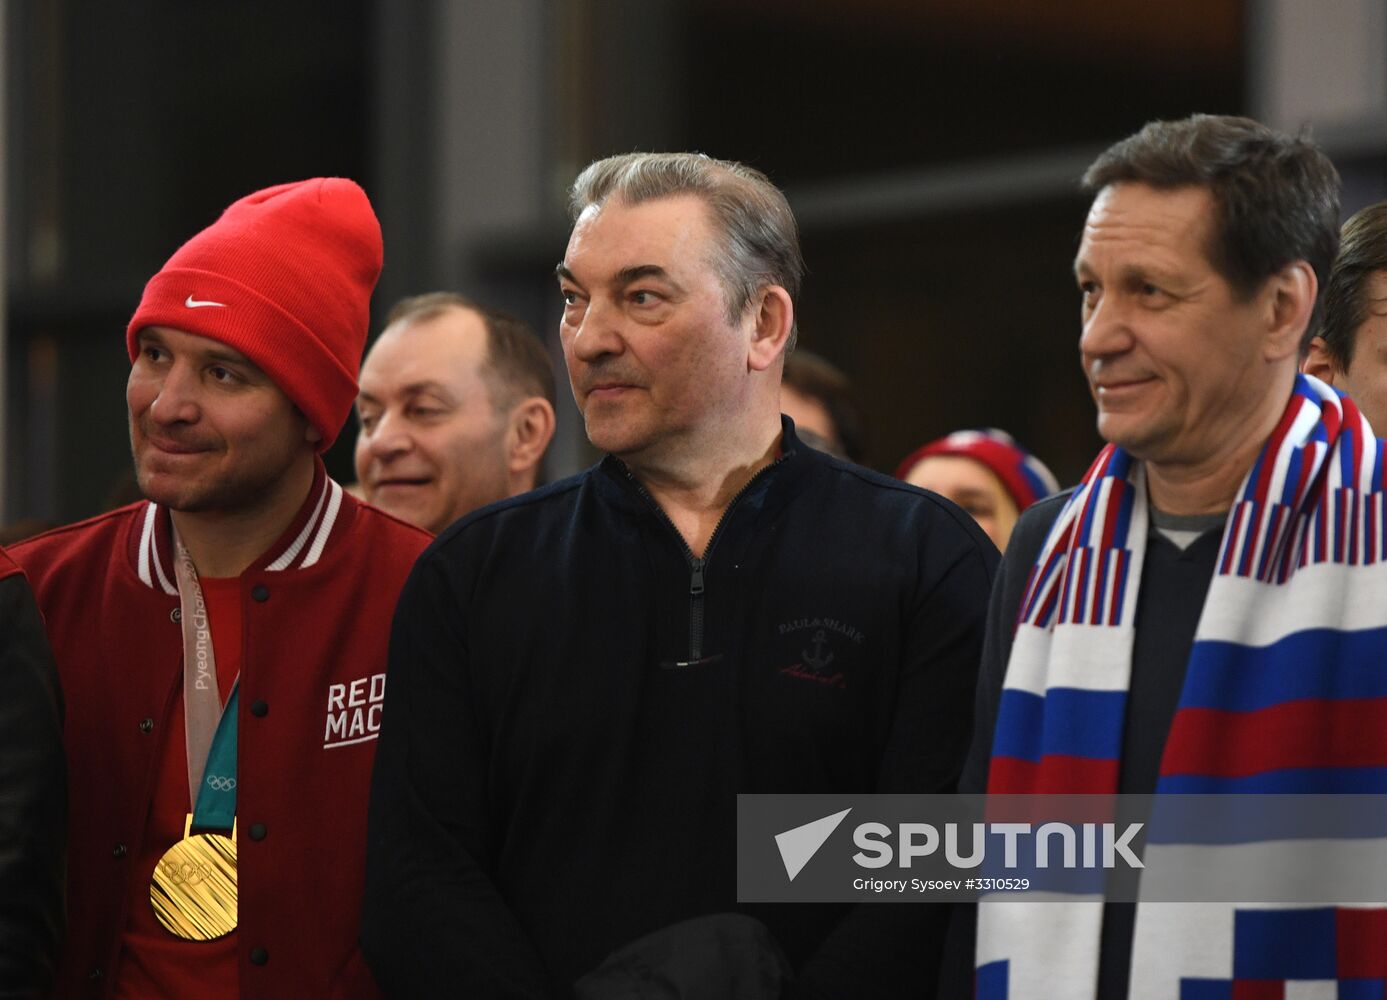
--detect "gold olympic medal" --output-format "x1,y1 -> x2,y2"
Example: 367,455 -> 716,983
150,815 -> 237,940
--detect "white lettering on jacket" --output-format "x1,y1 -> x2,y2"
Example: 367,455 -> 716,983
324,673 -> 386,748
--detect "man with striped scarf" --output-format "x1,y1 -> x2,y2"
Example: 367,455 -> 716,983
954,116 -> 1387,997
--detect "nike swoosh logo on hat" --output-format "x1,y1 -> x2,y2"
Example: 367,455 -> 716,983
185,296 -> 227,308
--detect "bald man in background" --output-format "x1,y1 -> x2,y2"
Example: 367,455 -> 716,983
354,293 -> 558,534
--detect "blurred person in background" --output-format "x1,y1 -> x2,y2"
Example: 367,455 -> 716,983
780,349 -> 868,463
896,428 -> 1059,549
10,178 -> 432,999
1302,200 -> 1387,430
0,547 -> 65,998
354,292 -> 557,534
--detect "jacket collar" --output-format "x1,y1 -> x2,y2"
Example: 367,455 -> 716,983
129,460 -> 349,593
598,415 -> 816,519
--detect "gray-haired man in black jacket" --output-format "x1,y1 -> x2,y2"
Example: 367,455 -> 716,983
363,152 -> 997,999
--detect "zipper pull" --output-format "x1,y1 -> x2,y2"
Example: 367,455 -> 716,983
690,559 -> 705,596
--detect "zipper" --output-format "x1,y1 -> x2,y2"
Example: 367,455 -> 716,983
688,559 -> 706,660
619,452 -> 789,665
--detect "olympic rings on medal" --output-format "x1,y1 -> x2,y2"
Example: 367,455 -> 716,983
159,857 -> 213,887
205,774 -> 237,791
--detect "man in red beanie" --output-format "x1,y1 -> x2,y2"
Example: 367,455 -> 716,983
10,178 -> 432,999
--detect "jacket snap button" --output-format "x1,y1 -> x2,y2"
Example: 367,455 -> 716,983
249,823 -> 266,841
170,607 -> 181,623
250,947 -> 269,965
138,718 -> 154,734
251,585 -> 270,603
250,700 -> 268,718
112,843 -> 128,858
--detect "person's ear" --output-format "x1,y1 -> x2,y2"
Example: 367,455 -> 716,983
747,286 -> 794,373
506,397 -> 556,477
1265,261 -> 1316,363
1301,335 -> 1340,385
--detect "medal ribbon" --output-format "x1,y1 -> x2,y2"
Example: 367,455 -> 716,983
173,536 -> 238,832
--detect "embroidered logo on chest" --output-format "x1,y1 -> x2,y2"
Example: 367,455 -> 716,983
775,617 -> 865,690
324,673 -> 385,749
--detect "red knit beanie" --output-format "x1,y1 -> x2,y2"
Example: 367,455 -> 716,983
896,428 -> 1060,512
126,178 -> 383,451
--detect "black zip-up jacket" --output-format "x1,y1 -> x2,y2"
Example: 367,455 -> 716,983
0,553 -> 66,999
363,420 -> 998,998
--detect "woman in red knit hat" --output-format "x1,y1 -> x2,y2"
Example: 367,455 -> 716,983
897,428 -> 1059,550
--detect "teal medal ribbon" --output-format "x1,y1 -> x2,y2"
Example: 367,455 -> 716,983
191,686 -> 238,831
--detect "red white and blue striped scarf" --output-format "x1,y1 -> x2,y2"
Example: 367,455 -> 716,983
977,374 -> 1387,998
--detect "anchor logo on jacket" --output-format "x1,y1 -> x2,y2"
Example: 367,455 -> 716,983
802,629 -> 834,672
777,617 -> 862,690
